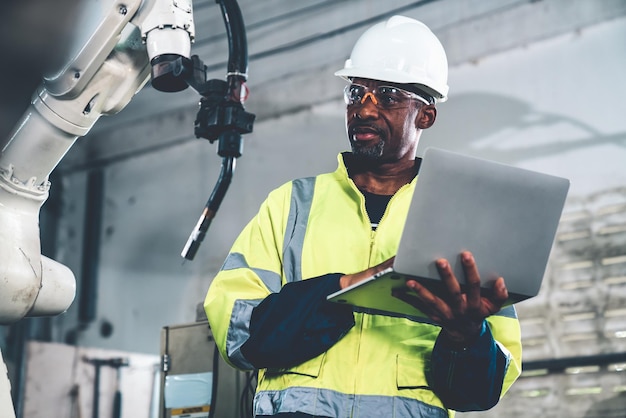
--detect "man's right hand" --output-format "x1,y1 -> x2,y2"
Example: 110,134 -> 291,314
339,257 -> 395,289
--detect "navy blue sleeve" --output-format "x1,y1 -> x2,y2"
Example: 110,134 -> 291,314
430,321 -> 509,411
240,274 -> 355,369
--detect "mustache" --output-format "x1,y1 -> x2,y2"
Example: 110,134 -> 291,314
348,122 -> 384,137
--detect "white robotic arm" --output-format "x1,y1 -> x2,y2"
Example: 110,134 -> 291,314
0,0 -> 196,325
0,1 -> 256,415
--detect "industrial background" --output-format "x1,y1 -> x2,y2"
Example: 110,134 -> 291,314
1,0 -> 626,417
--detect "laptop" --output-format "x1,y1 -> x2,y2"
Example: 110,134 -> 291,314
327,147 -> 570,317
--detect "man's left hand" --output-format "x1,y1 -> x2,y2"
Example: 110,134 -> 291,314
394,251 -> 508,344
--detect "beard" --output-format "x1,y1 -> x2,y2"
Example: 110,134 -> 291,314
350,138 -> 385,159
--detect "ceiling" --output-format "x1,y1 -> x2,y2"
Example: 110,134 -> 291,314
2,0 -> 625,144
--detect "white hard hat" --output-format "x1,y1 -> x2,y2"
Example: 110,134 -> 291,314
335,15 -> 449,102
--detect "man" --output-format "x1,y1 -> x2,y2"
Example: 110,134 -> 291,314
205,15 -> 522,418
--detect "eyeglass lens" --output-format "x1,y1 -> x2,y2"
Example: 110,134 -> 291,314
343,84 -> 428,108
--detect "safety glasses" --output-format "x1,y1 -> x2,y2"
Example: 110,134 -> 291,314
343,83 -> 431,109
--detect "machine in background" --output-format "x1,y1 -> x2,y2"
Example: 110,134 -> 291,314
159,321 -> 256,418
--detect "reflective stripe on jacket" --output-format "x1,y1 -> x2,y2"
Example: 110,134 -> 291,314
205,153 -> 522,417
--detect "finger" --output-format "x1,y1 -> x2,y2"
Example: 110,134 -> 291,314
460,252 -> 482,310
435,259 -> 465,311
406,279 -> 455,321
491,277 -> 509,308
391,288 -> 434,316
475,278 -> 509,317
340,257 -> 396,289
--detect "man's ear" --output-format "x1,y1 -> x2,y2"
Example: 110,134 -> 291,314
416,105 -> 437,129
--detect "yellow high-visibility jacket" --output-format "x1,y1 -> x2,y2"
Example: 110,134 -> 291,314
205,153 -> 522,418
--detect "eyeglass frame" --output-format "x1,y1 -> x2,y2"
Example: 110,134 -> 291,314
343,83 -> 432,109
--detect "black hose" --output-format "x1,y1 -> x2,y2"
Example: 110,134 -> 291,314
207,156 -> 235,212
216,0 -> 248,78
181,157 -> 235,260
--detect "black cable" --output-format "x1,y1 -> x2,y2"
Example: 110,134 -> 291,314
248,372 -> 257,417
208,342 -> 219,418
216,0 -> 248,76
239,370 -> 256,418
181,156 -> 236,260
239,372 -> 247,418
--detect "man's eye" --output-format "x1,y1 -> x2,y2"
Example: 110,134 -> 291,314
349,87 -> 364,100
381,94 -> 398,103
379,87 -> 398,94
379,87 -> 403,103
378,91 -> 399,104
